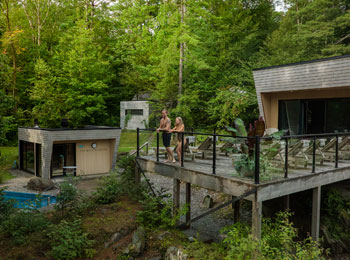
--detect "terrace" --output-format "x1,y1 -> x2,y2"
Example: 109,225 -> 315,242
135,128 -> 350,240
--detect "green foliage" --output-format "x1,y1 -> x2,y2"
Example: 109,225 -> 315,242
0,188 -> 15,222
47,219 -> 95,260
1,209 -> 49,245
94,155 -> 147,203
136,189 -> 188,229
54,178 -> 79,214
223,211 -> 327,260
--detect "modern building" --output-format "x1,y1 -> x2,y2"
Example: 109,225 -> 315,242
253,55 -> 350,135
120,101 -> 150,129
18,126 -> 121,179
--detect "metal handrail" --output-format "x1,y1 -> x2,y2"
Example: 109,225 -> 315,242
136,128 -> 350,184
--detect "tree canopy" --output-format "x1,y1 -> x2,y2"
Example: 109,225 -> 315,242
1,0 -> 350,144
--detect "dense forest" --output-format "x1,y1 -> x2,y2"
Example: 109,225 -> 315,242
1,0 -> 350,145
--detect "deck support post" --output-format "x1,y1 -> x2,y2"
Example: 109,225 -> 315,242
252,194 -> 262,240
232,196 -> 240,223
312,186 -> 321,241
173,179 -> 180,217
186,182 -> 191,227
283,195 -> 290,210
135,165 -> 141,185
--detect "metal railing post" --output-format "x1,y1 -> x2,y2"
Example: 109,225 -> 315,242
254,136 -> 260,184
137,128 -> 140,157
213,130 -> 216,175
284,138 -> 288,178
156,131 -> 160,162
181,132 -> 185,167
312,136 -> 316,173
335,134 -> 339,168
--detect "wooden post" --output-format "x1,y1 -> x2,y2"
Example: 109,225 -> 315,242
283,195 -> 290,210
312,186 -> 321,241
231,195 -> 240,223
186,182 -> 191,227
173,178 -> 180,217
252,195 -> 262,240
135,164 -> 141,185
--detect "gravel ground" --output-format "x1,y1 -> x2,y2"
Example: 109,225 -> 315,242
143,171 -> 252,242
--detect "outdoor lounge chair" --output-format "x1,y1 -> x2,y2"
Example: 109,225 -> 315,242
319,137 -> 350,161
303,139 -> 325,165
196,137 -> 213,159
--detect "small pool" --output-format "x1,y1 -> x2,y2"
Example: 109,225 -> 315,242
4,191 -> 57,209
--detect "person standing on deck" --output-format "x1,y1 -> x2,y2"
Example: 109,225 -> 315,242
170,117 -> 186,165
157,109 -> 175,163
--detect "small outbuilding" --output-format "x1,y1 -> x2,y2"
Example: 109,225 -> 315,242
120,101 -> 150,129
18,126 -> 121,179
253,55 -> 350,135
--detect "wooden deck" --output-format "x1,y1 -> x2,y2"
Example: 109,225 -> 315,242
136,153 -> 350,240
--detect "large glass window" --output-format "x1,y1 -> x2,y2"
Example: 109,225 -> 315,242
20,141 -> 35,174
125,109 -> 143,116
51,143 -> 76,177
279,98 -> 350,134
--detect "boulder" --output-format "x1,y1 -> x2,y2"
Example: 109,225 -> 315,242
201,195 -> 214,209
123,226 -> 146,257
164,246 -> 188,260
27,177 -> 55,191
104,232 -> 122,248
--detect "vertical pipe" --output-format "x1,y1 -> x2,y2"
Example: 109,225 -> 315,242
181,132 -> 185,167
254,136 -> 260,184
312,136 -> 316,173
335,134 -> 339,168
284,138 -> 288,178
137,128 -> 140,157
213,130 -> 216,175
156,132 -> 160,162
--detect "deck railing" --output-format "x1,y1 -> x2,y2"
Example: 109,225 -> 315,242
136,128 -> 350,184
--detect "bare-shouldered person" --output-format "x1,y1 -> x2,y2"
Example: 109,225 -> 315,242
157,109 -> 175,163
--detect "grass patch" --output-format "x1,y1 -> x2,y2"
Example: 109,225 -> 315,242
0,147 -> 16,182
119,130 -> 158,153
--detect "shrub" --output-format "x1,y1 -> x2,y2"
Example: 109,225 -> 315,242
47,219 -> 95,260
223,211 -> 327,260
55,178 -> 79,214
94,155 -> 148,203
0,188 -> 15,222
1,210 -> 49,245
136,189 -> 187,229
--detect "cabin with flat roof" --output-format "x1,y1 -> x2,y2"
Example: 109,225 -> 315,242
253,55 -> 350,135
18,126 -> 121,179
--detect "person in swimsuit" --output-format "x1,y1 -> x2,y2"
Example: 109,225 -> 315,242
170,117 -> 186,165
157,109 -> 175,163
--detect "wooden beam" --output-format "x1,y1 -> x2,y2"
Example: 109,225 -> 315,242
186,182 -> 191,227
312,186 -> 321,241
252,194 -> 262,240
283,195 -> 290,210
173,178 -> 180,217
135,165 -> 141,185
232,195 -> 240,223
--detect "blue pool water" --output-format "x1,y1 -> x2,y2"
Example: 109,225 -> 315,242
4,191 -> 57,209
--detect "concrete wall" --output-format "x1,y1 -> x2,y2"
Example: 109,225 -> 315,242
18,128 -> 121,179
120,101 -> 149,129
253,56 -> 350,129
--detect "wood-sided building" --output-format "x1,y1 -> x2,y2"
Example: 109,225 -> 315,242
18,126 -> 121,179
253,55 -> 350,135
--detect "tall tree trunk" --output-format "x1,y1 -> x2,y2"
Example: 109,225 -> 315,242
4,0 -> 17,110
178,0 -> 185,95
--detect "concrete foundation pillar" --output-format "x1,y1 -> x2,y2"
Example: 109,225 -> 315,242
312,186 -> 321,241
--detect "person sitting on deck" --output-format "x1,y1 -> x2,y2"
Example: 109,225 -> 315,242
157,109 -> 175,163
170,117 -> 186,165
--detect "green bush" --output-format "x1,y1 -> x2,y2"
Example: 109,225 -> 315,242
94,155 -> 148,203
0,188 -> 15,222
136,189 -> 187,229
55,178 -> 79,214
223,211 -> 327,260
1,209 -> 49,245
47,219 -> 95,260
